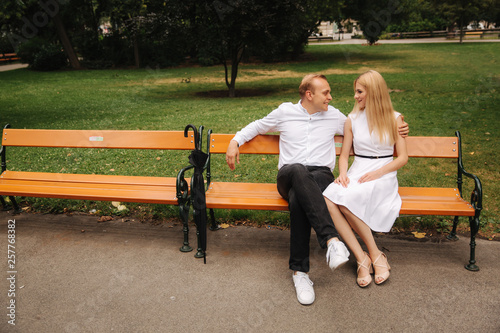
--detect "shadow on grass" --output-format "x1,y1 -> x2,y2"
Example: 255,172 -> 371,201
195,88 -> 276,98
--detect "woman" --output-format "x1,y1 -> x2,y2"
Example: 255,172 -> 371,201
323,70 -> 408,287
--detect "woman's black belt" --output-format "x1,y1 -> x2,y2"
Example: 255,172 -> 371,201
355,154 -> 393,159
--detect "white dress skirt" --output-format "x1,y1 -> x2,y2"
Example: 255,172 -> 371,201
323,111 -> 402,232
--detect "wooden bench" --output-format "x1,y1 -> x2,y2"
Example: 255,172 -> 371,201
203,131 -> 483,271
308,36 -> 334,42
464,31 -> 483,39
0,124 -> 202,252
0,53 -> 20,62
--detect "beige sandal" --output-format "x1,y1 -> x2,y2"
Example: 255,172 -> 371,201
372,252 -> 391,285
356,252 -> 373,288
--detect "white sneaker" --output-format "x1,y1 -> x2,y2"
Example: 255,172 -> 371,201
326,239 -> 350,271
292,272 -> 315,305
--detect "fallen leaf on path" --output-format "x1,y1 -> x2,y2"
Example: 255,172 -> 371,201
412,231 -> 426,239
98,216 -> 113,223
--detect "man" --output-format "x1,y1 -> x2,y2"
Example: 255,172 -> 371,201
226,74 -> 408,305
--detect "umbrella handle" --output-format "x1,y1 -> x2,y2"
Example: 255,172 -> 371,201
197,125 -> 204,152
184,124 -> 199,150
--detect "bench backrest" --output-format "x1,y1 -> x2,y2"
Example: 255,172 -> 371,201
208,133 -> 459,158
2,128 -> 196,150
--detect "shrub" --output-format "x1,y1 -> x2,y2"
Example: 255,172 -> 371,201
17,39 -> 68,71
31,44 -> 68,71
0,35 -> 16,54
16,38 -> 46,64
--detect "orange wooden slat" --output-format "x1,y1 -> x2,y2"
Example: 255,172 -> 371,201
205,182 -> 474,216
209,134 -> 345,155
403,137 -> 458,158
206,182 -> 288,211
399,187 -> 474,215
209,134 -> 280,154
0,178 -> 179,205
1,171 -> 182,187
2,129 -> 197,150
209,134 -> 458,158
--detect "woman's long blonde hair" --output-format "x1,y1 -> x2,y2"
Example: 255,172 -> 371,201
352,70 -> 398,145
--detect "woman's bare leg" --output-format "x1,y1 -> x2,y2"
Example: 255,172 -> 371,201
324,198 -> 371,282
339,206 -> 390,284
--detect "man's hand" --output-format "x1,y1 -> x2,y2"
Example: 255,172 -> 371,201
398,115 -> 409,138
226,140 -> 240,170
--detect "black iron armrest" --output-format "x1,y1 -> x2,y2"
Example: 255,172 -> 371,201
456,131 -> 483,216
176,164 -> 194,204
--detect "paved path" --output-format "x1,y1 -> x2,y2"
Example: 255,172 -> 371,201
0,63 -> 28,72
308,35 -> 500,45
1,211 -> 499,332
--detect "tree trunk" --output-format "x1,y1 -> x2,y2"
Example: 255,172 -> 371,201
52,13 -> 81,70
134,35 -> 140,68
459,18 -> 464,44
228,57 -> 238,97
225,46 -> 244,98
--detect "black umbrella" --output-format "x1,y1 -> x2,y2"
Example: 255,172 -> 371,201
184,124 -> 209,263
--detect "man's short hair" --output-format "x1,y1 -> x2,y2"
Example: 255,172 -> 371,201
299,74 -> 328,97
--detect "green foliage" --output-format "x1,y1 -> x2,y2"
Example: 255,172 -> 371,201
343,0 -> 406,44
17,38 -> 68,71
30,44 -> 67,71
16,37 -> 45,64
385,0 -> 447,33
432,0 -> 484,30
0,34 -> 16,53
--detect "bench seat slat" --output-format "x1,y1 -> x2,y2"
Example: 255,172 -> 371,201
0,171 -> 182,204
1,171 -> 179,186
206,182 -> 287,211
205,182 -> 475,216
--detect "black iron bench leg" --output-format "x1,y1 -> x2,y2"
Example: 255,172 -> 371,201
194,227 -> 205,259
465,216 -> 480,271
209,208 -> 220,231
179,203 -> 193,253
9,196 -> 22,214
1,196 -> 10,211
447,216 -> 460,241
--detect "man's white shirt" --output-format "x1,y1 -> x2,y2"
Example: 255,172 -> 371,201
232,101 -> 347,170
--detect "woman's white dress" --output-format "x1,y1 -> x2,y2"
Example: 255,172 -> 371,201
323,111 -> 402,232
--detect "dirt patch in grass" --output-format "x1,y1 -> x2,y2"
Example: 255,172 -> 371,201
120,66 -> 403,87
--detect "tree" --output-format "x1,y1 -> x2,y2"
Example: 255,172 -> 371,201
432,0 -> 483,43
1,0 -> 81,69
385,0 -> 447,33
188,0 -> 323,97
52,11 -> 81,69
344,0 -> 405,44
96,0 -> 191,68
478,0 -> 500,28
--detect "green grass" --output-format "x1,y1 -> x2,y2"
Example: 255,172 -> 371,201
0,42 -> 498,232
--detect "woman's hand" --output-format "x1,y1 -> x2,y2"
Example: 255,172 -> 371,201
335,174 -> 350,188
358,170 -> 383,183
